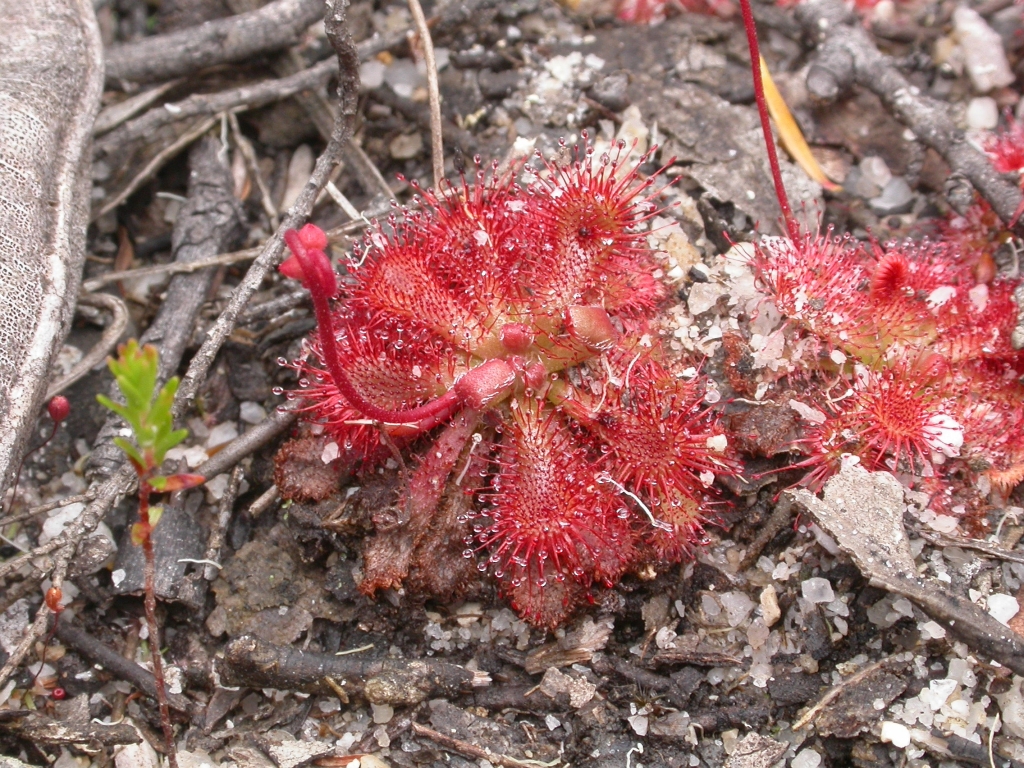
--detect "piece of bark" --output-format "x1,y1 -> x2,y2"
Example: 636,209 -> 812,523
88,135 -> 244,481
788,463 -> 1024,676
217,634 -> 488,705
0,710 -> 141,747
0,0 -> 103,501
104,0 -> 325,85
112,491 -> 205,603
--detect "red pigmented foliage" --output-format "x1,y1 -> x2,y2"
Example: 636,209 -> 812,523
277,139 -> 739,627
750,231 -> 1024,502
616,0 -> 736,24
982,114 -> 1024,175
936,197 -> 1008,279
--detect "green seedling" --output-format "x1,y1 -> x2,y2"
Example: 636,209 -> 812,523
98,340 -> 203,768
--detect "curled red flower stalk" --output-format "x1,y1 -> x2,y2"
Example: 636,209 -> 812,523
276,140 -> 739,626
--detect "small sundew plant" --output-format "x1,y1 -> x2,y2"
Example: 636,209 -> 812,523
98,341 -> 204,768
275,140 -> 738,627
747,229 -> 1024,514
723,0 -> 1024,522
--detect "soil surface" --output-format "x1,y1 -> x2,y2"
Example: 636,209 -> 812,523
2,1 -> 1024,767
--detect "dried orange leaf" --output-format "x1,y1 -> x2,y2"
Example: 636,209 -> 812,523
760,56 -> 842,193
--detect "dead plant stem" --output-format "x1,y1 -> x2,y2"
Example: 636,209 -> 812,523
406,0 -> 444,190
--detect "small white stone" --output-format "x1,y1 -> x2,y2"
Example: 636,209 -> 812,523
988,593 -> 1020,625
953,7 -> 1015,92
321,442 -> 340,464
747,618 -> 770,649
627,711 -> 649,736
359,60 -> 386,90
205,473 -> 230,501
760,585 -> 781,627
706,434 -> 728,453
701,594 -> 721,617
880,721 -> 911,748
719,591 -> 756,627
239,401 -> 267,424
860,156 -> 892,188
966,97 -> 999,130
688,282 -> 728,315
928,678 -> 958,709
791,748 -> 822,768
206,421 -> 238,449
40,503 -> 86,545
545,714 -> 561,731
801,577 -> 836,604
371,703 -> 394,724
919,621 -> 947,639
182,445 -> 209,468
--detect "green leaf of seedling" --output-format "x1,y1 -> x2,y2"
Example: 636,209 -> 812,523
153,428 -> 189,466
97,340 -> 194,477
112,437 -> 145,473
95,394 -> 133,428
130,521 -> 148,546
148,505 -> 163,528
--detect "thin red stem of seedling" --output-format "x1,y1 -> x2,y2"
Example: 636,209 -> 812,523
285,231 -> 463,427
738,0 -> 800,240
138,480 -> 178,768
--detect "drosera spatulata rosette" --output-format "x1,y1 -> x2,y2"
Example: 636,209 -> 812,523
274,139 -> 740,627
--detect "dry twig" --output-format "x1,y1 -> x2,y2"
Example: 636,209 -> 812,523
410,723 -> 558,768
173,0 -> 363,417
92,116 -> 219,221
796,0 -> 1024,228
95,59 -> 337,155
406,0 -> 445,190
105,0 -> 325,85
46,292 -> 130,401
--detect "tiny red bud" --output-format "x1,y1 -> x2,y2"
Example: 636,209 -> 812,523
44,587 -> 63,613
47,396 -> 70,424
51,687 -> 67,700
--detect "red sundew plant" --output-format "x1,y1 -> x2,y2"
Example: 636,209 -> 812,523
615,0 -> 736,23
983,114 -> 1024,176
933,198 -> 1005,283
276,141 -> 738,627
729,3 -> 1024,503
748,231 -> 1024,500
982,115 -> 1024,224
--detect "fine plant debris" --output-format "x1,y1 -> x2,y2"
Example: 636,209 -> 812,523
1,0 -> 1024,766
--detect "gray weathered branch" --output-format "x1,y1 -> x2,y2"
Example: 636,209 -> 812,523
796,0 -> 1024,228
104,0 -> 325,85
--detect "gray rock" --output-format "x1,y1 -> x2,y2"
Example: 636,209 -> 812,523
589,72 -> 631,113
869,176 -> 915,215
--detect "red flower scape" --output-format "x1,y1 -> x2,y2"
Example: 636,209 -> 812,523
276,141 -> 738,627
